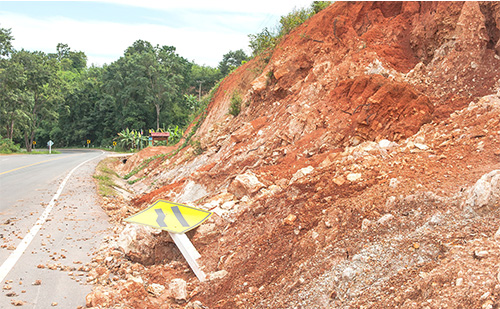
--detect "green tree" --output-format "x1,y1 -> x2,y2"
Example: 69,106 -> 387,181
49,43 -> 87,71
102,40 -> 192,133
189,64 -> 220,99
0,26 -> 14,57
218,49 -> 249,77
11,50 -> 60,151
0,60 -> 27,140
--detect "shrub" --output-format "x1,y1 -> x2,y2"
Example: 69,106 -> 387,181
248,27 -> 278,57
229,91 -> 242,116
191,140 -> 204,155
0,137 -> 20,154
279,8 -> 313,37
248,2 -> 332,57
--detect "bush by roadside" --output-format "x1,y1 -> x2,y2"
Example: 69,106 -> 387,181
0,136 -> 20,154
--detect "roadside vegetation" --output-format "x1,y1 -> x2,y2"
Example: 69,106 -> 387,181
93,158 -> 125,197
0,1 -> 331,153
249,1 -> 331,57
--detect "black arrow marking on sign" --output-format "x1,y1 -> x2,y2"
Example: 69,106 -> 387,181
171,206 -> 189,227
155,209 -> 167,227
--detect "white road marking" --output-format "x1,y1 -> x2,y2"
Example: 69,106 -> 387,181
0,152 -> 104,283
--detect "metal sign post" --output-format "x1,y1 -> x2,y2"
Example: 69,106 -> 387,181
47,140 -> 54,154
168,232 -> 206,281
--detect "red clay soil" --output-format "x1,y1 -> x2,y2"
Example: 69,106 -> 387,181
86,2 -> 500,308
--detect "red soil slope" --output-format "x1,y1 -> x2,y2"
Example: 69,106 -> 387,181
86,2 -> 500,308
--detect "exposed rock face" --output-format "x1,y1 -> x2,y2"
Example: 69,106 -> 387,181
88,2 -> 500,308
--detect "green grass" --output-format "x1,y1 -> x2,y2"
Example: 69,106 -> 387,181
27,150 -> 62,155
93,158 -> 123,197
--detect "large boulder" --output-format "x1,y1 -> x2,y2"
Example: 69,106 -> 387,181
117,224 -> 179,265
228,171 -> 266,198
464,170 -> 500,211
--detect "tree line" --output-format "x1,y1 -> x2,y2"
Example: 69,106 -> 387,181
0,32 -> 249,151
0,1 -> 331,152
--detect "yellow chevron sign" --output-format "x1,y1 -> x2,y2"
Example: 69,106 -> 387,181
124,200 -> 212,234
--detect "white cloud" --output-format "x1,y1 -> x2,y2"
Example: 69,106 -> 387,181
1,11 -> 250,66
94,0 -> 315,15
0,1 -> 319,67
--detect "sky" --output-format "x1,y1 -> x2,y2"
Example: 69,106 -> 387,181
0,0 -> 316,67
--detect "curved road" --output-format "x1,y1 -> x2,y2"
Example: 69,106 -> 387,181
0,149 -> 111,307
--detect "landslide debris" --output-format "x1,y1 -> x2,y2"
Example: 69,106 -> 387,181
87,2 -> 500,308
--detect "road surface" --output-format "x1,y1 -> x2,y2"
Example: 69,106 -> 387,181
0,149 -> 111,308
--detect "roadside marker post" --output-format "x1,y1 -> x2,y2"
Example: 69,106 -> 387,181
124,200 -> 212,281
47,140 -> 54,154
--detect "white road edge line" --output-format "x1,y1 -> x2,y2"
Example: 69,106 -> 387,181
0,151 -> 105,283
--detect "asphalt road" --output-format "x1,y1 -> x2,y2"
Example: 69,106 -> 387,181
0,149 -> 111,308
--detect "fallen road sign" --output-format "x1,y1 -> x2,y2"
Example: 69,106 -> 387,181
124,200 -> 213,281
124,200 -> 212,234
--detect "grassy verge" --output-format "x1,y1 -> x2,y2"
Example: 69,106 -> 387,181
93,158 -> 123,197
27,150 -> 62,154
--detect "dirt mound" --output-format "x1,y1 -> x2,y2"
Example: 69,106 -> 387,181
86,2 -> 500,308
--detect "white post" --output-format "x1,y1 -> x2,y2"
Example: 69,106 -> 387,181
168,232 -> 206,282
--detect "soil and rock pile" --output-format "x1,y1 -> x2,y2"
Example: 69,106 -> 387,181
86,2 -> 500,308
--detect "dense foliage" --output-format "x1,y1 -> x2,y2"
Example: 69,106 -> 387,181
0,2 -> 326,151
249,1 -> 331,56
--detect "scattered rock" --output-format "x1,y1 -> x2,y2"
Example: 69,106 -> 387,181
333,176 -> 346,186
464,170 -> 500,210
384,196 -> 397,212
220,201 -> 236,210
389,178 -> 400,188
290,166 -> 314,184
117,224 -> 172,264
185,300 -> 206,309
168,278 -> 188,301
361,218 -> 372,231
208,270 -> 228,281
147,283 -> 165,297
342,267 -> 356,280
473,250 -> 489,259
378,139 -> 397,148
413,143 -> 429,150
11,300 -> 24,306
284,214 -> 297,225
377,213 -> 394,225
347,173 -> 362,182
228,171 -> 266,198
85,290 -> 109,308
